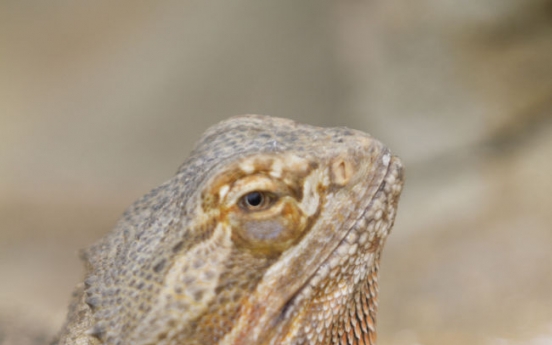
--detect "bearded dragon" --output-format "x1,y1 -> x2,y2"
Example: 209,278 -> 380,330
55,115 -> 404,345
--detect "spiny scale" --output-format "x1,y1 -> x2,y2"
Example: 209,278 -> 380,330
54,115 -> 404,345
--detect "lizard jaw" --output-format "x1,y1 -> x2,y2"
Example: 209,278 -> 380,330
270,154 -> 404,345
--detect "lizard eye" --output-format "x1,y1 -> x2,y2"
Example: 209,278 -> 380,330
239,191 -> 275,211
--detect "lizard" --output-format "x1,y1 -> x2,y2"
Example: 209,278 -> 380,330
54,114 -> 404,345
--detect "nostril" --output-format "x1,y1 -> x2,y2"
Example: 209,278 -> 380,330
331,158 -> 353,186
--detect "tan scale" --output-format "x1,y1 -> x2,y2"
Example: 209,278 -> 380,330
54,115 -> 404,345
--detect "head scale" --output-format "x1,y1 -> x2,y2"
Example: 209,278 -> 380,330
82,115 -> 404,345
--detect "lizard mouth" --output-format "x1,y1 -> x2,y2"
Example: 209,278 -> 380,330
277,153 -> 404,318
326,153 -> 402,269
346,154 -> 403,246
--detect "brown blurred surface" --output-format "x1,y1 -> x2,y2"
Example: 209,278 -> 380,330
1,1 -> 551,344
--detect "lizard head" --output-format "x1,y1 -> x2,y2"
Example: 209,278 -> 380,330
81,115 -> 403,345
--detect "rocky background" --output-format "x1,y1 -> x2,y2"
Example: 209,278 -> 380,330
1,1 -> 551,344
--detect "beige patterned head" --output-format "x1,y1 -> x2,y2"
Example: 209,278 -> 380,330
57,115 -> 404,345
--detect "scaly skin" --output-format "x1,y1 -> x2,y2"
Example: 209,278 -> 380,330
55,115 -> 404,345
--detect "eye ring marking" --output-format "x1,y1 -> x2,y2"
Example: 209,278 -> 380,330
239,191 -> 276,211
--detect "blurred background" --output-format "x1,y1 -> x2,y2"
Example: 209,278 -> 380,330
1,1 -> 551,344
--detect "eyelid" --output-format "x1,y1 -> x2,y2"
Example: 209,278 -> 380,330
224,175 -> 278,206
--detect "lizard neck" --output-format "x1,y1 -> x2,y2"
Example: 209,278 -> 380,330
288,262 -> 380,345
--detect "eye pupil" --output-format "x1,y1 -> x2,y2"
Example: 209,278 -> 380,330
245,192 -> 263,207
